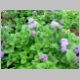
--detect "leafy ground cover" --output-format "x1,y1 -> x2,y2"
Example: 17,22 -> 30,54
0,10 -> 79,69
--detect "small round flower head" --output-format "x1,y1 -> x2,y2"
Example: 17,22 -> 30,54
31,30 -> 36,36
28,18 -> 34,24
60,38 -> 69,47
61,47 -> 67,53
39,54 -> 48,61
29,23 -> 36,30
50,20 -> 61,28
0,51 -> 5,58
28,21 -> 37,30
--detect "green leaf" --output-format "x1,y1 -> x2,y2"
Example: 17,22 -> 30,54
7,60 -> 12,67
21,25 -> 27,31
66,50 -> 76,62
36,63 -> 46,69
20,52 -> 27,64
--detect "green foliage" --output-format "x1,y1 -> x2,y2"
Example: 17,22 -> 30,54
62,10 -> 79,29
1,10 -> 79,69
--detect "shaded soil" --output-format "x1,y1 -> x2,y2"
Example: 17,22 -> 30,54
70,28 -> 79,36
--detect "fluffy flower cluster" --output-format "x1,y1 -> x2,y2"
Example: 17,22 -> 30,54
39,54 -> 48,61
50,20 -> 61,28
28,18 -> 34,24
0,51 -> 5,58
28,18 -> 38,36
28,18 -> 38,30
60,38 -> 69,47
31,30 -> 36,37
60,38 -> 69,53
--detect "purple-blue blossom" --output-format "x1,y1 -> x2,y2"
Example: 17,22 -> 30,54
39,54 -> 48,61
0,51 -> 5,58
29,23 -> 36,30
61,47 -> 67,53
31,30 -> 36,36
60,38 -> 69,53
50,20 -> 61,28
60,38 -> 69,47
28,18 -> 34,24
28,20 -> 38,30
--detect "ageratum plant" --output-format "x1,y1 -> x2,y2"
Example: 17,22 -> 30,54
1,10 -> 79,69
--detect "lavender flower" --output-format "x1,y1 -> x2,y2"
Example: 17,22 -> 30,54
29,23 -> 36,30
50,20 -> 61,28
31,30 -> 36,36
60,38 -> 69,47
39,54 -> 48,61
61,47 -> 67,53
60,38 -> 69,53
0,51 -> 5,58
28,18 -> 34,24
28,20 -> 38,30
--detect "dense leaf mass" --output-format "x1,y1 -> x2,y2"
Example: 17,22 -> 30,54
1,10 -> 79,69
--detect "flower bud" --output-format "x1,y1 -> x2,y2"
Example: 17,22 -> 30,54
28,18 -> 34,24
31,30 -> 36,36
0,51 -> 5,58
28,21 -> 38,30
61,47 -> 67,53
39,54 -> 48,61
60,38 -> 69,47
50,20 -> 61,28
